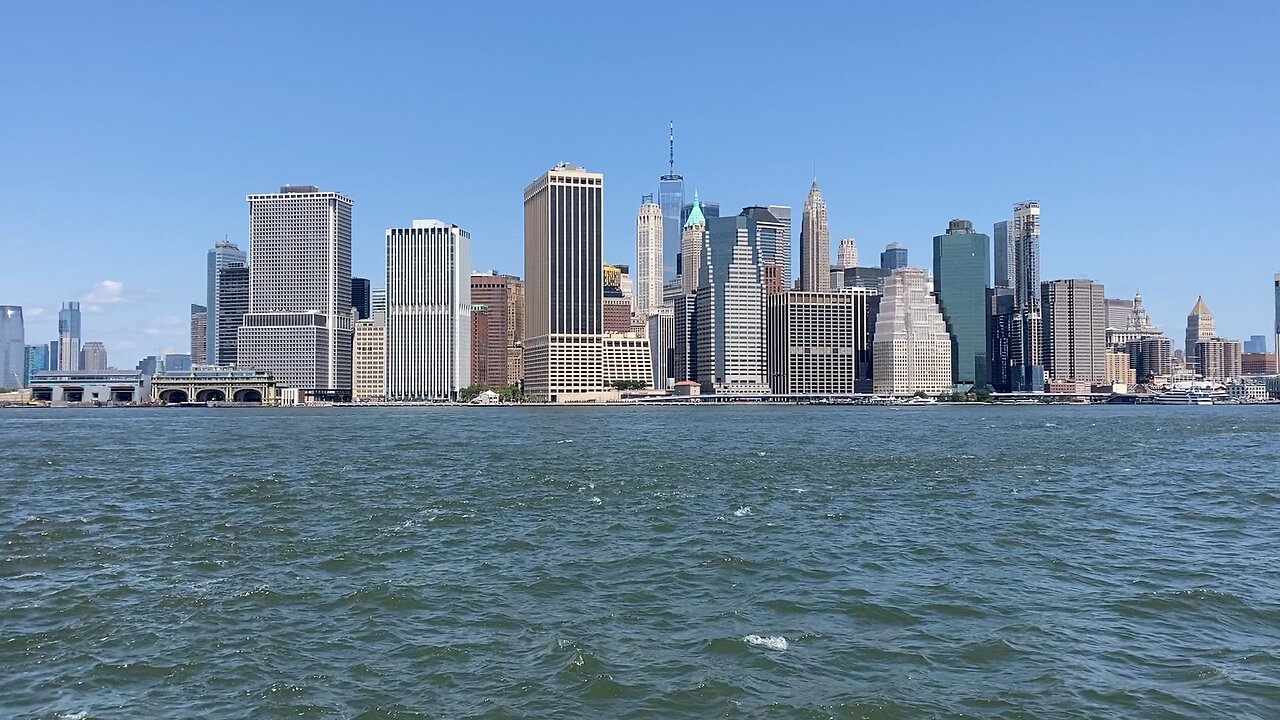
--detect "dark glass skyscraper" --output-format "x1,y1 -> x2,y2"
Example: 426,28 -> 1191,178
57,301 -> 81,371
351,277 -> 371,320
207,239 -> 246,364
659,123 -> 685,284
993,220 -> 1013,289
933,219 -> 991,389
217,263 -> 249,366
880,242 -> 908,270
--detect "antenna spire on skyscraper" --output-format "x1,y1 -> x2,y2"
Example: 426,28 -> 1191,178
669,120 -> 675,175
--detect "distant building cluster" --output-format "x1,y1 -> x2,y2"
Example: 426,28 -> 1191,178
3,131 -> 1280,405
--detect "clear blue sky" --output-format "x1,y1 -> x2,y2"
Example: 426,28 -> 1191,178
3,2 -> 1278,361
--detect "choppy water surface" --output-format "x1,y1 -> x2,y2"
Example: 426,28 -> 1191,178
3,406 -> 1279,719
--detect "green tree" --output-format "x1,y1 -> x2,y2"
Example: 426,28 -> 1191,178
459,383 -> 492,402
611,379 -> 646,391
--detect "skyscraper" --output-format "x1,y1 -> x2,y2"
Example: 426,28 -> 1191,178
1010,201 -> 1044,391
1194,337 -> 1242,381
742,206 -> 790,293
206,239 -> 246,364
659,123 -> 685,284
470,272 -> 525,388
1041,279 -> 1106,384
1244,335 -> 1267,353
1273,273 -> 1279,360
386,219 -> 471,401
880,242 -> 908,270
524,163 -> 604,402
1185,295 -> 1215,372
766,289 -> 874,394
694,214 -> 769,394
799,181 -> 830,292
23,344 -> 49,387
190,304 -> 207,365
873,268 -> 952,395
57,301 -> 82,371
836,237 -> 858,269
237,185 -> 354,393
81,341 -> 108,372
0,306 -> 23,387
680,193 -> 708,295
992,220 -> 1013,289
371,288 -> 387,317
352,313 -> 386,401
351,277 -> 371,320
932,219 -> 991,389
635,195 -> 664,317
216,263 -> 249,366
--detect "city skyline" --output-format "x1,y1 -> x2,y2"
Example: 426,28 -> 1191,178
3,4 -> 1279,357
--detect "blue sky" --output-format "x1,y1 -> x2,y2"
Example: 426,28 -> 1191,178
2,2 -> 1278,361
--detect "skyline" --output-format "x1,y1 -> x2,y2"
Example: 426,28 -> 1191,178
3,3 -> 1279,358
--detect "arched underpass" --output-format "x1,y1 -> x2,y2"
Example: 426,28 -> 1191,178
159,389 -> 189,404
233,388 -> 263,403
196,388 -> 226,403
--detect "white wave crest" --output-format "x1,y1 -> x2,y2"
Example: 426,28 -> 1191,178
743,634 -> 788,651
733,506 -> 752,517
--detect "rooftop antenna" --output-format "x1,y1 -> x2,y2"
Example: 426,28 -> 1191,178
668,120 -> 675,175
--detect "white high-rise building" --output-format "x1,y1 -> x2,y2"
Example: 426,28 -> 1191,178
635,197 -> 663,317
695,214 -> 769,394
603,332 -> 653,389
524,163 -> 605,402
370,288 -> 387,316
873,268 -> 952,395
352,313 -> 386,401
385,219 -> 471,401
836,237 -> 858,269
799,181 -> 830,291
236,185 -> 353,393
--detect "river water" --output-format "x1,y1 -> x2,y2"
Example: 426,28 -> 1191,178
2,405 -> 1278,718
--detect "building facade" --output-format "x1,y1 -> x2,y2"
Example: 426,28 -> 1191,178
694,214 -> 768,394
24,344 -> 49,387
799,181 -> 830,292
659,124 -> 684,284
206,239 -> 246,364
352,313 -> 386,401
80,341 -> 108,372
646,306 -> 674,389
873,268 -> 952,395
932,219 -> 991,389
524,164 -> 605,402
744,206 -> 791,292
1041,279 -> 1106,383
836,237 -> 858,269
470,272 -> 525,388
0,305 -> 23,387
216,262 -> 249,366
680,194 -> 708,296
635,196 -> 664,317
993,220 -> 1013,289
1185,296 -> 1216,372
386,219 -> 471,401
1010,201 -> 1044,391
1125,336 -> 1173,380
351,277 -> 371,320
190,304 -> 207,365
57,301 -> 82,371
879,242 -> 908,270
237,185 -> 354,393
602,332 -> 653,389
766,290 -> 873,395
1105,350 -> 1136,386
1194,337 -> 1242,381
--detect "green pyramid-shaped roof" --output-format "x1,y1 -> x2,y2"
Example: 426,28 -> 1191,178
684,190 -> 705,227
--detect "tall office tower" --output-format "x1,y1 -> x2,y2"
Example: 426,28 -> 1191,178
0,306 -> 23,387
1105,298 -> 1133,331
1244,335 -> 1267,353
237,185 -> 354,393
1041,278 -> 1106,383
873,268 -> 952,395
1194,337 -> 1242,381
933,219 -> 991,389
49,341 -> 59,372
672,293 -> 698,382
682,199 -> 720,226
523,164 -> 604,402
1125,336 -> 1173,380
836,237 -> 858,269
739,206 -> 790,294
1011,200 -> 1044,391
1184,295 -> 1215,372
470,272 -> 525,387
57,301 -> 82,371
988,287 -> 1016,392
1273,273 -> 1279,360
693,214 -> 768,394
880,242 -> 908,270
24,344 -> 49,387
680,194 -> 708,295
206,239 -> 246,364
993,220 -> 1014,289
370,288 -> 387,316
471,304 -> 490,384
190,304 -> 207,364
799,181 -> 831,291
352,313 -> 386,401
386,219 -> 471,401
766,289 -> 873,394
646,306 -> 674,388
659,123 -> 685,283
635,195 -> 664,317
351,277 -> 371,320
216,262 -> 249,366
81,341 -> 108,372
